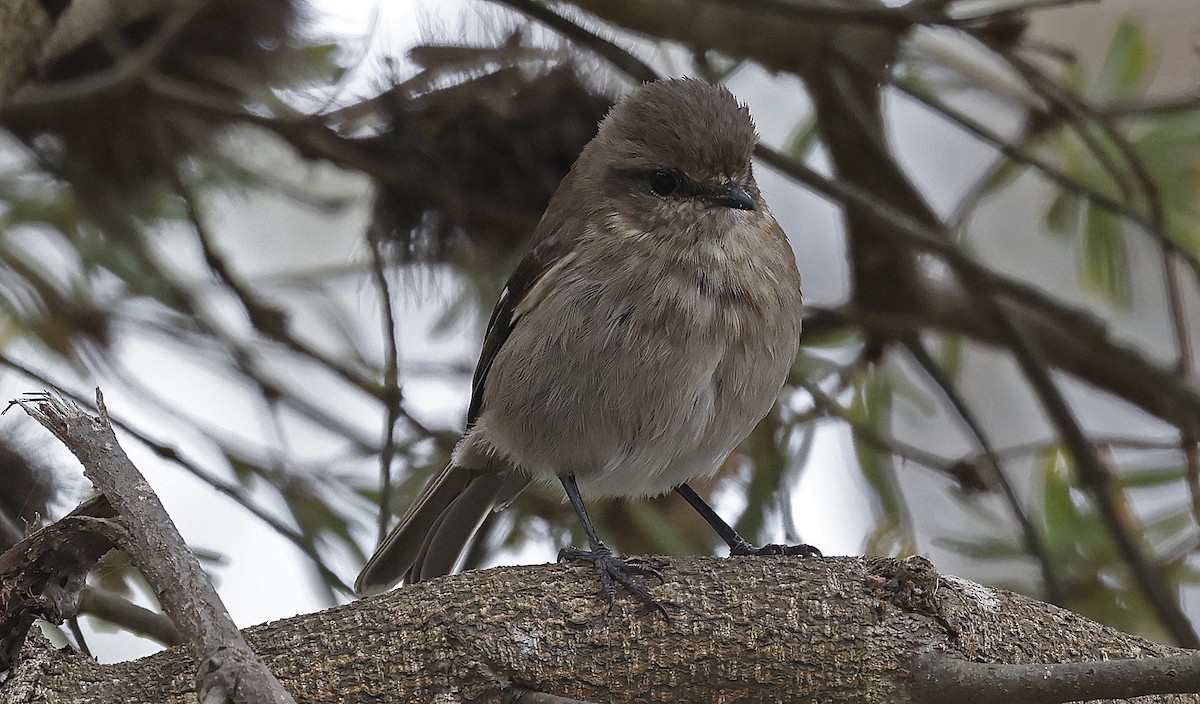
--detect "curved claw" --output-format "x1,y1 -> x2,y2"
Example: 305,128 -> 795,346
558,545 -> 669,620
730,541 -> 823,558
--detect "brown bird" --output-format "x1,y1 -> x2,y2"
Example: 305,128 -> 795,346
355,78 -> 816,614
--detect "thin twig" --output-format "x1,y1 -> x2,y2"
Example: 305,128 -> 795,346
911,650 -> 1200,704
494,0 -> 659,83
946,148 -> 1017,233
367,227 -> 402,547
119,308 -> 381,452
797,379 -> 956,474
1098,94 -> 1200,116
81,585 -> 181,646
901,337 -> 1065,604
66,617 -> 91,657
1001,52 -> 1136,202
977,434 -> 1185,461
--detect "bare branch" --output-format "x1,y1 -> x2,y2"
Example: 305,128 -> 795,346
80,586 -> 181,647
0,506 -> 122,671
10,390 -> 297,703
912,650 -> 1200,704
367,227 -> 402,547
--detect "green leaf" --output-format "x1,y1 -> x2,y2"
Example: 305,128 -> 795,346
1130,110 -> 1200,254
1045,192 -> 1083,237
1039,447 -> 1081,556
973,156 -> 1027,203
799,317 -> 860,349
229,458 -> 261,487
1091,20 -> 1152,102
784,115 -> 819,160
848,368 -> 915,556
1082,205 -> 1132,305
936,332 -> 965,383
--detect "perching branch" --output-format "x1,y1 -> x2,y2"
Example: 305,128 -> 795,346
6,554 -> 1199,703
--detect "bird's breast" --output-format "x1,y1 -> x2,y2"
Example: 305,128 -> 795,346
469,236 -> 801,497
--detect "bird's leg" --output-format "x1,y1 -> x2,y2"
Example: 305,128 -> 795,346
675,483 -> 822,557
557,474 -> 667,619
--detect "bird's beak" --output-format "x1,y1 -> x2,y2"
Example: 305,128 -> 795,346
711,182 -> 757,211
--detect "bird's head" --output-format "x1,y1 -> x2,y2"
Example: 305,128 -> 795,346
577,78 -> 764,241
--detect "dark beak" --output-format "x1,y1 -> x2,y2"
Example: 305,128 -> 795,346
711,182 -> 756,211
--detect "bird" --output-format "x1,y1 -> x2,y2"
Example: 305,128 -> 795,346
355,77 -> 816,614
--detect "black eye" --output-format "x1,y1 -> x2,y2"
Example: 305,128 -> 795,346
648,170 -> 679,196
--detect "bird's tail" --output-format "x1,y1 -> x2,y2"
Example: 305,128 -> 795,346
354,464 -> 527,596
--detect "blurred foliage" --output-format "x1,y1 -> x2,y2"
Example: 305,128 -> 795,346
928,18 -> 1199,622
982,20 -> 1200,305
369,38 -> 612,267
850,366 -> 917,558
941,448 -> 1200,639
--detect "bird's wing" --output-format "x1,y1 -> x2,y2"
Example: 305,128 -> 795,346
466,228 -> 581,426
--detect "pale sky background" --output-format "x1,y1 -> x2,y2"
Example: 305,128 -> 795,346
13,0 -> 1199,664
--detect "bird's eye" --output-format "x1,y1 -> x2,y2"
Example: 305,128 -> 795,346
648,170 -> 679,196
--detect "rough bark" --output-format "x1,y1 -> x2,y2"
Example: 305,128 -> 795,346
4,556 -> 1198,703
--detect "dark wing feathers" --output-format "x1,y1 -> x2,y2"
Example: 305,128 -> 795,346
355,227 -> 579,593
466,232 -> 579,425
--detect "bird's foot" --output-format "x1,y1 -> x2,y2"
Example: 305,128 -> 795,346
558,545 -> 668,620
730,540 -> 822,558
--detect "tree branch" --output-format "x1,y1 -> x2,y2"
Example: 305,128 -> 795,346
0,504 -> 122,671
912,650 -> 1200,704
7,555 -> 1199,702
80,585 -> 181,647
9,390 -> 297,703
